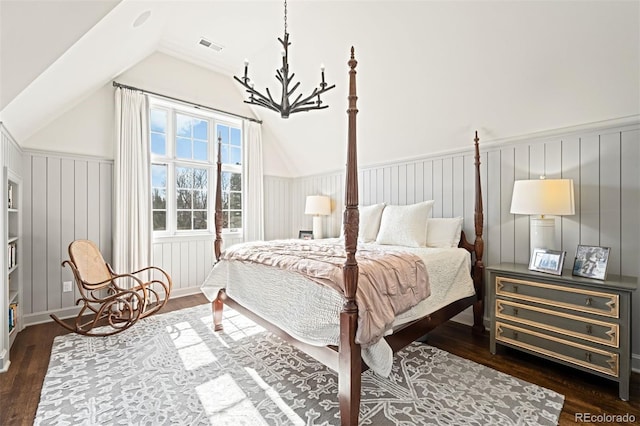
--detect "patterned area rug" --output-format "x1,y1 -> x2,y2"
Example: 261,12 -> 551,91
35,304 -> 564,425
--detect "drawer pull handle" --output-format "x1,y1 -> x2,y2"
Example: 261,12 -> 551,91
606,299 -> 616,310
513,332 -> 519,340
586,324 -> 593,335
513,308 -> 519,316
585,352 -> 592,362
585,297 -> 593,306
513,285 -> 518,293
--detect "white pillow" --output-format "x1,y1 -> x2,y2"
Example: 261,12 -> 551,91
375,201 -> 435,247
426,217 -> 464,248
341,203 -> 386,242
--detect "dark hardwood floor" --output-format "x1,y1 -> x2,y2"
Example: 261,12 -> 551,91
1,293 -> 638,425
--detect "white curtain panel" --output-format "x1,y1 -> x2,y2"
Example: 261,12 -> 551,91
242,120 -> 265,242
113,87 -> 151,276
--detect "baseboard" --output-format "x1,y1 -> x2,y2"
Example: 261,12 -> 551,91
23,306 -> 83,327
450,306 -> 474,326
22,287 -> 205,328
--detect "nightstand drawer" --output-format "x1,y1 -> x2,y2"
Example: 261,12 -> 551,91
496,300 -> 619,347
495,322 -> 619,377
496,277 -> 619,318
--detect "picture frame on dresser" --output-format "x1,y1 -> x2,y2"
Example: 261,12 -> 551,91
572,245 -> 610,280
298,230 -> 313,240
529,248 -> 565,275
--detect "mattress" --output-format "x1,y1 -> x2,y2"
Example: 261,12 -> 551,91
201,239 -> 475,376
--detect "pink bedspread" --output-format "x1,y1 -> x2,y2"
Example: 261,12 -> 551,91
221,240 -> 431,346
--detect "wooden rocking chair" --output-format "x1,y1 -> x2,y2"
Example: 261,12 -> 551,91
51,240 -> 172,336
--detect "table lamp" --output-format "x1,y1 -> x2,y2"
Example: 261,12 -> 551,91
305,195 -> 331,239
510,177 -> 575,253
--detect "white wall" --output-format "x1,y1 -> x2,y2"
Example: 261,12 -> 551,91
22,52 -> 291,175
255,0 -> 640,177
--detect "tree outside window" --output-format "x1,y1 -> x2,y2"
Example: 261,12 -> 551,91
217,124 -> 243,232
176,166 -> 208,230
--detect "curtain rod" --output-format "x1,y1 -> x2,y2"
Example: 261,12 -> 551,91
112,81 -> 262,124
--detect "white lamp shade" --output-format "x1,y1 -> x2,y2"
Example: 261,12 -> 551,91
305,195 -> 331,216
510,179 -> 575,216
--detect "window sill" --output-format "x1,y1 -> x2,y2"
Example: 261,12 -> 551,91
152,231 -> 243,243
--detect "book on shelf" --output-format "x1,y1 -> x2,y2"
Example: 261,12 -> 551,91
8,184 -> 13,209
8,302 -> 18,331
7,242 -> 17,270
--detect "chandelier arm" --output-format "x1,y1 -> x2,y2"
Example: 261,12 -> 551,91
291,92 -> 304,106
289,104 -> 330,114
290,84 -> 335,110
247,99 -> 281,113
247,94 -> 281,111
287,81 -> 301,97
265,87 -> 279,106
289,88 -> 317,109
233,76 -> 285,111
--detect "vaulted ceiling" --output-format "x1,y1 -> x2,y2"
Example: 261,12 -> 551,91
1,0 -> 638,177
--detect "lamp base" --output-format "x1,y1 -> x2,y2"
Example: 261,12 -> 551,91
530,217 -> 555,253
312,216 -> 323,240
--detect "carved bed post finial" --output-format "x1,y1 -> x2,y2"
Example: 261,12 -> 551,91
344,45 -> 359,312
339,46 -> 361,426
472,130 -> 485,334
212,135 -> 225,332
214,135 -> 223,262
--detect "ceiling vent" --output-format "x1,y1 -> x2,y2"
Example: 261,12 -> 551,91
198,37 -> 224,52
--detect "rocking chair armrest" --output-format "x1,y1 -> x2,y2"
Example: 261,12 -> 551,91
106,264 -> 171,287
130,265 -> 170,277
129,266 -> 173,289
107,273 -> 147,291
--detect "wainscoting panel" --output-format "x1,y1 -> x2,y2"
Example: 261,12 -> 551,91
266,123 -> 640,361
263,176 -> 293,240
1,124 -> 23,174
21,152 -> 114,319
150,238 -> 215,293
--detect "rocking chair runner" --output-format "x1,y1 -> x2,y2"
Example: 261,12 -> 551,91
51,240 -> 172,336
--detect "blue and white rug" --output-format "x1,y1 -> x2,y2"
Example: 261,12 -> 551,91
35,303 -> 564,425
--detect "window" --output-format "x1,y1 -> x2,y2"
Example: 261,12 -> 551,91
149,100 -> 242,236
217,124 -> 243,231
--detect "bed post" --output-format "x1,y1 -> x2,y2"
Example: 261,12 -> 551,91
213,136 -> 225,331
471,131 -> 485,335
340,46 -> 361,426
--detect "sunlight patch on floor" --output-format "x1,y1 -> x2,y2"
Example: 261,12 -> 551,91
199,307 -> 265,342
246,367 -> 305,426
168,321 -> 217,371
196,374 -> 269,425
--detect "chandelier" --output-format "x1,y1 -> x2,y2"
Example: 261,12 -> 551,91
233,0 -> 335,118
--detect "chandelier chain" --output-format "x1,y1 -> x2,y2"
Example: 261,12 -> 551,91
284,0 -> 287,34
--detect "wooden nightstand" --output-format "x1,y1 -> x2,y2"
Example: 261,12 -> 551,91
487,263 -> 637,401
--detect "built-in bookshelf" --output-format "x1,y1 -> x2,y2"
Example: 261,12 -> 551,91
1,167 -> 21,371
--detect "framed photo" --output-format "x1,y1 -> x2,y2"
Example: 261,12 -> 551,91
572,245 -> 610,280
529,248 -> 566,275
298,230 -> 314,240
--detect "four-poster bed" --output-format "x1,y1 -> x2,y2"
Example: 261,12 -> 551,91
203,47 -> 485,425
